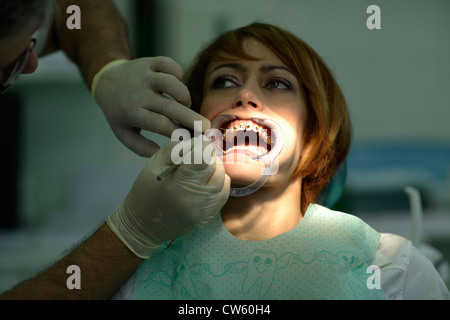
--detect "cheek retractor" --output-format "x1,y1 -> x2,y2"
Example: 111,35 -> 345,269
205,114 -> 285,197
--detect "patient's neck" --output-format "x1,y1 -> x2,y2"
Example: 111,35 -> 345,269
221,177 -> 302,241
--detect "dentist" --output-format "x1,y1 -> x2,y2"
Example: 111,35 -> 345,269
0,0 -> 227,299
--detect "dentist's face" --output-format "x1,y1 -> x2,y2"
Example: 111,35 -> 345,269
0,22 -> 39,89
200,38 -> 308,187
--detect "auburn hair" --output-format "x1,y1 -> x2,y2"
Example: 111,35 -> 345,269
185,22 -> 351,213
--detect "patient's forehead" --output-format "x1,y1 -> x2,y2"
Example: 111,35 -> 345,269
209,38 -> 282,66
205,39 -> 291,85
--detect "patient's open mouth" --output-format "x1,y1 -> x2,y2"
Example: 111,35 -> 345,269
207,114 -> 285,197
219,119 -> 272,158
208,114 -> 283,162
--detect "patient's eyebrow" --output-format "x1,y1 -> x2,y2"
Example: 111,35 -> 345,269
260,64 -> 295,76
210,63 -> 247,74
210,63 -> 294,75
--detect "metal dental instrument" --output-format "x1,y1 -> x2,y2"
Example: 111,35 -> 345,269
156,123 -> 196,181
156,133 -> 212,181
156,163 -> 179,181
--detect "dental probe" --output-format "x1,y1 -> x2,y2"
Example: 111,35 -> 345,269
156,144 -> 215,181
156,162 -> 179,181
156,131 -> 215,181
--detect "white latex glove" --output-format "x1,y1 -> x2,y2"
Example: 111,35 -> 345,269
91,57 -> 210,157
107,136 -> 230,259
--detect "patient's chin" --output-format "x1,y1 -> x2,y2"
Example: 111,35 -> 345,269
223,161 -> 266,187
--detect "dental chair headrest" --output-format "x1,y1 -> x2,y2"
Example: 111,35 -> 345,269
317,162 -> 347,208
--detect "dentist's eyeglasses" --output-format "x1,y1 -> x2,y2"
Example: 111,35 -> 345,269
1,38 -> 36,93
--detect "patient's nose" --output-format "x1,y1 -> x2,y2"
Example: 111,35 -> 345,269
233,88 -> 263,111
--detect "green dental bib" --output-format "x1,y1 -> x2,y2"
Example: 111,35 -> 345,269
132,204 -> 385,300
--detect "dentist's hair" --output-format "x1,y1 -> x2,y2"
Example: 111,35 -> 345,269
0,0 -> 52,39
186,22 -> 351,213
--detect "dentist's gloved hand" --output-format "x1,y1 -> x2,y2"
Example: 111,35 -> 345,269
91,57 -> 210,157
107,136 -> 230,259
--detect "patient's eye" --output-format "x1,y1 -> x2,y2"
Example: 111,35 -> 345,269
211,76 -> 238,89
265,78 -> 292,91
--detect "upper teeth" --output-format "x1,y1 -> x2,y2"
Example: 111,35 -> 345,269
220,120 -> 272,154
223,121 -> 267,136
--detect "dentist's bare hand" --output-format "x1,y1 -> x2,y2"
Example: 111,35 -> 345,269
107,136 -> 230,259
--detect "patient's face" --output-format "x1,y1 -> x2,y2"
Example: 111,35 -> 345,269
200,38 -> 308,187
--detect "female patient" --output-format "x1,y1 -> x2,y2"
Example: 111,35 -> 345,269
113,23 -> 449,300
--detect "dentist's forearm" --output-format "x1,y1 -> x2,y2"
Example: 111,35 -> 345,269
53,0 -> 132,87
0,223 -> 141,300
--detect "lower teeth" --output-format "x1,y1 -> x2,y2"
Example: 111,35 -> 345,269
224,145 -> 267,157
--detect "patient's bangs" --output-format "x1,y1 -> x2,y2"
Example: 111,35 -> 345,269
207,31 -> 262,62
